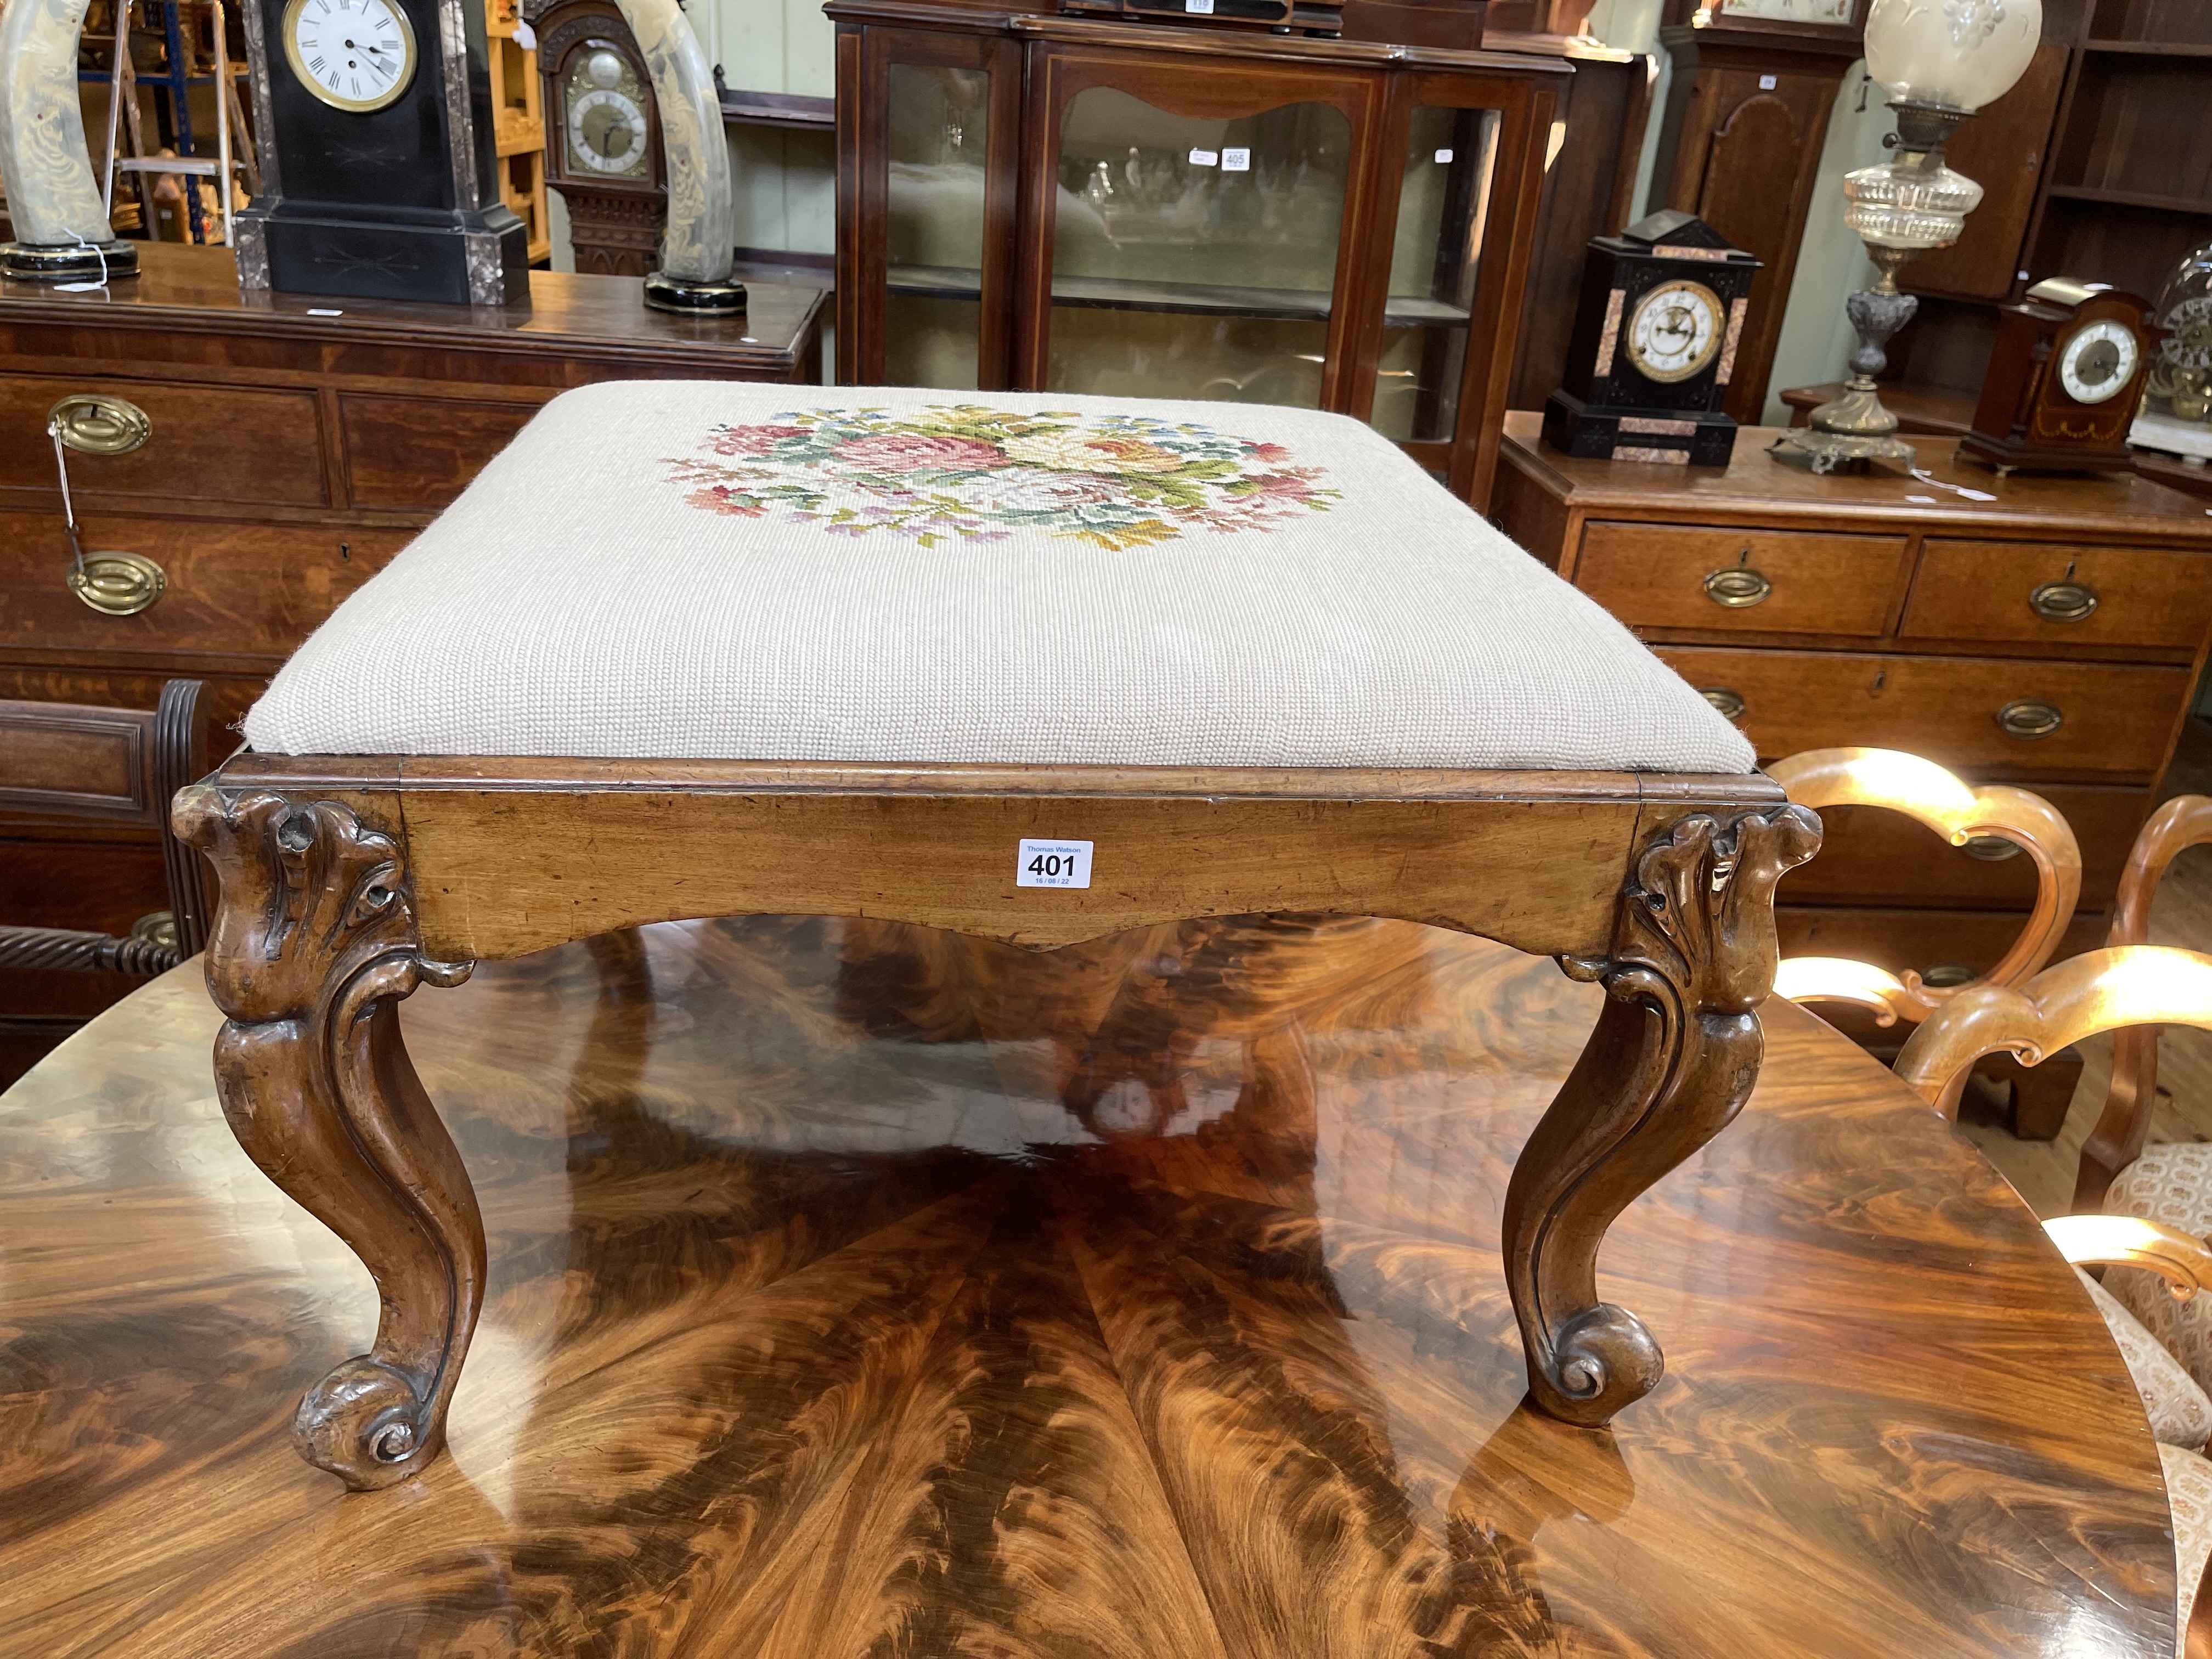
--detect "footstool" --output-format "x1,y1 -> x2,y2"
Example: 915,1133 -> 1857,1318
173,383 -> 1819,1489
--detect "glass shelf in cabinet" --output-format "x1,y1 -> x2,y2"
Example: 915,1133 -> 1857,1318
887,263 -> 1471,325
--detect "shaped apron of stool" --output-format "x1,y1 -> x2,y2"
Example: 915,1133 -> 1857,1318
174,382 -> 1814,1489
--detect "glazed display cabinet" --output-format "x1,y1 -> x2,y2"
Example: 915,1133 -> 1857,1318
833,4 -> 1564,501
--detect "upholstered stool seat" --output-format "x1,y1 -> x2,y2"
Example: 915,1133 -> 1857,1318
244,383 -> 1753,772
177,380 -> 1815,1495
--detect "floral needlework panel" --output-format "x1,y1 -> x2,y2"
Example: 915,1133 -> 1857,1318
241,381 -> 1760,769
664,404 -> 1341,550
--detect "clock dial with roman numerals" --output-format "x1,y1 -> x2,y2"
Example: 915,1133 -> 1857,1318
283,0 -> 417,113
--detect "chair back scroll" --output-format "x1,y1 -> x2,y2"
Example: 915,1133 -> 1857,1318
1894,946 -> 2212,1121
2077,796 -> 2212,1210
1769,748 -> 2081,1024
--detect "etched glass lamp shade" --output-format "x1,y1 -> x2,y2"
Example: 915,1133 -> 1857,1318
2149,239 -> 2212,425
1864,0 -> 2043,113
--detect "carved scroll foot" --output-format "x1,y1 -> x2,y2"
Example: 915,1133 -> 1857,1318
1502,804 -> 1820,1425
174,786 -> 481,1490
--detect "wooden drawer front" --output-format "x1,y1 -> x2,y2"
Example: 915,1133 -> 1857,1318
341,394 -> 541,512
1576,522 -> 1906,637
1780,783 -> 2151,911
0,704 -> 154,826
1901,539 -> 2212,652
0,375 -> 328,508
1779,905 -> 2106,990
0,668 -> 262,752
1656,647 -> 2187,778
0,512 -> 412,662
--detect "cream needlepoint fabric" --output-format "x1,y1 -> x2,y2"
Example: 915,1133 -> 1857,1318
244,383 -> 1759,770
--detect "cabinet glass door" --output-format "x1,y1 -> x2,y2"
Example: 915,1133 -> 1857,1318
885,64 -> 995,390
1042,84 -> 1356,408
1370,105 -> 1500,445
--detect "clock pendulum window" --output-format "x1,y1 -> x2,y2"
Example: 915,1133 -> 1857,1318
232,0 -> 534,306
1542,210 -> 1761,467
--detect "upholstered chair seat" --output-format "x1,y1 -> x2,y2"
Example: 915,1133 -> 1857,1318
241,383 -> 1754,770
2107,1147 -> 2212,1406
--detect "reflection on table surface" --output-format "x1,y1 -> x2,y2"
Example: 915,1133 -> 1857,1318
0,914 -> 2176,1657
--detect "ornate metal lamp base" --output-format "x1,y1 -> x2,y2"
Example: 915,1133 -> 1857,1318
1769,427 -> 1918,476
1771,245 -> 1923,476
1,239 -> 141,284
642,271 -> 747,315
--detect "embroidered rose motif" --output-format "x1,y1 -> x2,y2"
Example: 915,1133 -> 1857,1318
999,429 -> 1186,475
711,423 -> 810,457
831,433 -> 1012,473
663,404 -> 1340,550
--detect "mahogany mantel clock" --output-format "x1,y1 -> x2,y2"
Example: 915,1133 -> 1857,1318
531,0 -> 667,278
1543,210 -> 1760,466
235,0 -> 532,304
1961,279 -> 2160,475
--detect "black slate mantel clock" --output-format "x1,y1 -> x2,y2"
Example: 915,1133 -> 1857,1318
1543,209 -> 1760,467
235,0 -> 532,306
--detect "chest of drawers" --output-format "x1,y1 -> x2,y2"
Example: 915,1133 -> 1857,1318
1494,414 -> 2212,998
0,244 -> 825,1067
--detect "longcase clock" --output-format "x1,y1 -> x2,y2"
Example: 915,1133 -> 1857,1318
1649,0 -> 1866,422
235,0 -> 533,304
529,0 -> 667,278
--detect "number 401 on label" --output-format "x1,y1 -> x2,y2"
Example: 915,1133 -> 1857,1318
1017,838 -> 1093,889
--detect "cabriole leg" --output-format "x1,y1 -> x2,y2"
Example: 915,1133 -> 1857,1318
174,785 -> 481,1490
1502,804 -> 1820,1425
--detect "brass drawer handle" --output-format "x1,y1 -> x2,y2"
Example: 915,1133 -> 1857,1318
1961,835 -> 2021,862
1703,565 -> 1773,608
2028,580 -> 2098,623
67,550 -> 166,616
1995,698 -> 2063,741
1701,686 -> 1746,721
48,393 -> 153,456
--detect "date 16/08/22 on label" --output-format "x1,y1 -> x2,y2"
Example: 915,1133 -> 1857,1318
1017,839 -> 1095,889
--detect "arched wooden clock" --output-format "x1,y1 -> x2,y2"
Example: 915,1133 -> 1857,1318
529,0 -> 667,279
1961,280 -> 2162,475
235,0 -> 532,304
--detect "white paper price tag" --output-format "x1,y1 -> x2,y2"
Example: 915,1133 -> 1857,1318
1434,147 -> 1453,163
1189,148 -> 1220,166
1758,73 -> 1778,89
1186,0 -> 1215,12
1017,839 -> 1093,889
1222,147 -> 1251,171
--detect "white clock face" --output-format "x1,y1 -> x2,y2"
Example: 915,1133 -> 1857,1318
283,0 -> 416,112
564,51 -> 649,178
1626,280 -> 1725,384
2057,318 -> 2141,405
1715,0 -> 1858,21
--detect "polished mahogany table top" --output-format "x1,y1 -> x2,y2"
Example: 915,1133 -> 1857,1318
0,916 -> 2175,1656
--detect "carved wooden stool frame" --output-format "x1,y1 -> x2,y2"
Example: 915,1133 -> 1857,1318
175,754 -> 1819,1490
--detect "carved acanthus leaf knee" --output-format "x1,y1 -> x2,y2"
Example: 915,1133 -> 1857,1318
174,784 -> 481,1489
1504,803 -> 1821,1425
